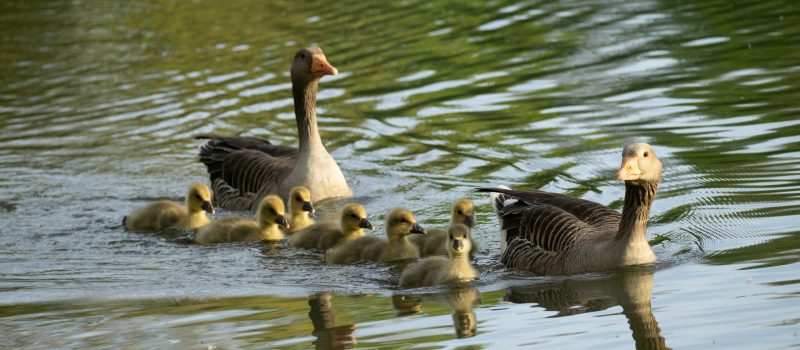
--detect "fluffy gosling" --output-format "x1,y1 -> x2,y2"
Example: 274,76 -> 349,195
288,203 -> 373,250
195,195 -> 288,244
326,208 -> 426,264
400,224 -> 477,288
123,183 -> 214,232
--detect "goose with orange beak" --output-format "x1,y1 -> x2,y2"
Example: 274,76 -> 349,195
477,143 -> 662,275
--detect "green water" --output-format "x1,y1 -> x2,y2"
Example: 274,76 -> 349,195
1,0 -> 799,348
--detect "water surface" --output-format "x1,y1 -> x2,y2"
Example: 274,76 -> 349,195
1,0 -> 800,348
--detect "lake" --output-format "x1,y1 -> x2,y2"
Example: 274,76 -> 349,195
1,0 -> 799,349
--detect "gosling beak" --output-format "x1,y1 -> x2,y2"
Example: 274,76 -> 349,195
410,223 -> 426,234
359,218 -> 374,230
201,201 -> 215,215
302,201 -> 314,214
616,156 -> 641,181
311,54 -> 338,76
463,215 -> 475,228
452,239 -> 464,251
275,215 -> 289,229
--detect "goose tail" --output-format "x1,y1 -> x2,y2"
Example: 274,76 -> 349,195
476,185 -> 513,251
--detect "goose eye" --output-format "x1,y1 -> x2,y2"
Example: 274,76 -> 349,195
269,208 -> 276,214
300,53 -> 306,59
295,195 -> 301,201
399,217 -> 408,223
457,210 -> 463,215
195,194 -> 203,201
643,151 -> 649,157
350,213 -> 358,219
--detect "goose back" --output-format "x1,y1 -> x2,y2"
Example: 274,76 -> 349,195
479,187 -> 626,275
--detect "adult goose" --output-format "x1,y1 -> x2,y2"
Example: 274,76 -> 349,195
477,143 -> 661,275
197,47 -> 352,210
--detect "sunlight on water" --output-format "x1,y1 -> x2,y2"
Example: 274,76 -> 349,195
1,0 -> 800,348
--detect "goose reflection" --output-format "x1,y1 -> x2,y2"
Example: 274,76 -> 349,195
307,292 -> 357,350
392,287 -> 481,339
506,268 -> 669,350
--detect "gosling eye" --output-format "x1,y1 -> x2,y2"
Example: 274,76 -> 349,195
295,195 -> 301,201
643,151 -> 649,157
399,217 -> 408,223
269,208 -> 276,214
300,53 -> 306,59
195,194 -> 203,201
456,210 -> 463,215
350,213 -> 358,219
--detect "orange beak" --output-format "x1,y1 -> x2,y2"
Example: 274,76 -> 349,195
311,54 -> 338,76
616,157 -> 641,181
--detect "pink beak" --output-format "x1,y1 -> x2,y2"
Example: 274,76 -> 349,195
616,157 -> 641,181
311,55 -> 338,76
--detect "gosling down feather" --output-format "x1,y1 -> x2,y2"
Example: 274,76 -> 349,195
195,195 -> 289,244
289,203 -> 373,250
326,208 -> 426,264
400,224 -> 477,288
287,186 -> 315,232
409,198 -> 478,258
477,143 -> 662,275
196,47 -> 351,211
123,183 -> 214,232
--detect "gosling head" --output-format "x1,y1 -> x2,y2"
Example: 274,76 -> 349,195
186,183 -> 214,214
289,186 -> 314,216
385,208 -> 426,238
257,195 -> 289,229
447,224 -> 472,258
451,198 -> 475,229
615,143 -> 662,185
340,203 -> 374,232
292,47 -> 337,85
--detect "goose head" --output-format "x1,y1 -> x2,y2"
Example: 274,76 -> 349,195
289,186 -> 314,216
340,203 -> 373,232
385,208 -> 426,238
616,143 -> 662,185
291,47 -> 337,84
451,198 -> 475,229
257,195 -> 289,229
447,224 -> 472,257
186,183 -> 214,214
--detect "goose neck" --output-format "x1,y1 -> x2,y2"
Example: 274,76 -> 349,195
616,180 -> 659,241
292,78 -> 322,152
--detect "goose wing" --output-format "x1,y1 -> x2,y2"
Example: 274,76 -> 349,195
197,135 -> 297,210
477,187 -> 621,274
478,187 -> 621,234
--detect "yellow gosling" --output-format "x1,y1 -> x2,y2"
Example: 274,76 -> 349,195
123,183 -> 214,232
195,196 -> 288,244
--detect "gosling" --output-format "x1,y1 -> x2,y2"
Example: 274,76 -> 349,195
195,196 -> 288,244
123,183 -> 214,232
399,224 -> 477,288
287,186 -> 315,233
288,203 -> 374,250
326,208 -> 426,264
410,198 -> 478,258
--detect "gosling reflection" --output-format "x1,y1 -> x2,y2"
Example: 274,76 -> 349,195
392,287 -> 481,339
307,292 -> 356,350
506,268 -> 669,350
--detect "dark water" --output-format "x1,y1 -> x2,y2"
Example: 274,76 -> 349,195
1,0 -> 800,348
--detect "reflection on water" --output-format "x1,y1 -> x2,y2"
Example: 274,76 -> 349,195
506,268 -> 668,350
1,0 -> 799,348
307,293 -> 357,350
393,287 -> 482,339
